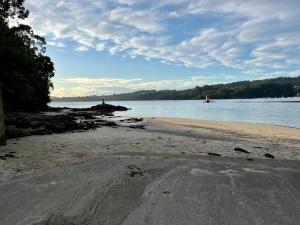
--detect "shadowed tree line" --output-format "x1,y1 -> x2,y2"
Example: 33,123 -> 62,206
53,76 -> 300,102
0,0 -> 54,111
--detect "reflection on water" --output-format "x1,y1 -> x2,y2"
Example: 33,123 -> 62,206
50,97 -> 300,128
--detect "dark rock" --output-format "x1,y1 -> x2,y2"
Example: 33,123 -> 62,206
89,103 -> 128,112
5,116 -> 30,128
6,125 -> 30,138
128,165 -> 145,177
106,121 -> 118,126
4,154 -> 16,158
132,118 -> 143,122
30,120 -> 42,128
208,152 -> 221,156
0,152 -> 16,160
162,191 -> 170,194
247,158 -> 254,161
264,153 -> 275,159
234,147 -> 250,153
46,106 -> 71,112
95,121 -> 117,126
128,165 -> 141,170
128,125 -> 145,129
130,170 -> 144,177
51,123 -> 67,133
95,121 -> 117,127
81,113 -> 95,119
31,127 -> 52,135
4,104 -> 127,139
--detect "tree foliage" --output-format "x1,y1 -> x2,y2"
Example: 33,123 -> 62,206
0,0 -> 54,111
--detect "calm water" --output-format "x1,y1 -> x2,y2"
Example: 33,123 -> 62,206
50,97 -> 300,128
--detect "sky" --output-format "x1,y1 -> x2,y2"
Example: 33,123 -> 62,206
23,0 -> 300,97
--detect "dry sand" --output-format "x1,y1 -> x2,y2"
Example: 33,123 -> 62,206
151,117 -> 300,141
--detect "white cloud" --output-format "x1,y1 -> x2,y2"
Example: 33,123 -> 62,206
24,0 -> 300,73
47,41 -> 66,48
57,77 -> 142,87
108,8 -> 163,33
96,43 -> 106,51
110,0 -> 142,5
75,45 -> 90,52
51,87 -> 97,97
168,11 -> 178,18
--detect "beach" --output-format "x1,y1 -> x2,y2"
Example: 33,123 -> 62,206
152,117 -> 300,142
0,117 -> 299,224
1,117 -> 300,179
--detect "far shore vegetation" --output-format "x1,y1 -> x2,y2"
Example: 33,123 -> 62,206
52,76 -> 300,102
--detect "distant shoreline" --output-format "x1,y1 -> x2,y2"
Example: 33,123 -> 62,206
50,97 -> 300,102
51,76 -> 300,102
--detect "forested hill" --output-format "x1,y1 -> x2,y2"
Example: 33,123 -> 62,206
52,76 -> 300,102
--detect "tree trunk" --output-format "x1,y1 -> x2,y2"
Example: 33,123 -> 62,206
0,84 -> 6,145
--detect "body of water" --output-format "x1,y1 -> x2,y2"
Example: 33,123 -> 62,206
50,97 -> 300,128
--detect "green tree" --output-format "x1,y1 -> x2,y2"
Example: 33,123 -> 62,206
0,0 -> 54,110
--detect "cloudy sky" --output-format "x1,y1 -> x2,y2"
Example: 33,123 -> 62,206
24,0 -> 300,97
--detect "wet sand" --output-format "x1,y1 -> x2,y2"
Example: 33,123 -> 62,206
1,155 -> 299,225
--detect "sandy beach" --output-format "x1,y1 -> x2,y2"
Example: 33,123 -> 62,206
152,117 -> 300,141
1,117 -> 299,179
0,117 -> 299,225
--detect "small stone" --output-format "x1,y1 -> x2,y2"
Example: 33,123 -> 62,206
208,152 -> 221,156
4,154 -> 16,158
234,147 -> 250,153
264,153 -> 275,159
130,170 -> 144,177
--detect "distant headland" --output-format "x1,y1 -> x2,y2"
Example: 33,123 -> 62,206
52,76 -> 300,102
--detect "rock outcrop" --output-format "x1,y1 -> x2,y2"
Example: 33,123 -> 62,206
4,103 -> 131,139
